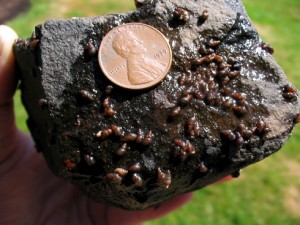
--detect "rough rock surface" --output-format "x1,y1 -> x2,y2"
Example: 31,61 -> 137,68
14,0 -> 300,210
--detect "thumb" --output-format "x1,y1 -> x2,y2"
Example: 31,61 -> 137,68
0,25 -> 19,159
0,25 -> 18,104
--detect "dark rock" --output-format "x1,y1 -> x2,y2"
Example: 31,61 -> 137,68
13,0 -> 300,210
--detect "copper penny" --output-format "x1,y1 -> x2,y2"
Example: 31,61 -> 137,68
98,23 -> 172,90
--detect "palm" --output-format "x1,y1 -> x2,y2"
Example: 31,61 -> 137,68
1,132 -> 192,225
1,132 -> 90,225
0,25 -> 193,225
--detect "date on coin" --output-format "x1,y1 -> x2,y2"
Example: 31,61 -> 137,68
98,23 -> 172,90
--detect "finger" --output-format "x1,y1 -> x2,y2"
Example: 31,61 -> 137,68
105,175 -> 231,225
0,25 -> 19,159
214,175 -> 233,184
107,193 -> 193,225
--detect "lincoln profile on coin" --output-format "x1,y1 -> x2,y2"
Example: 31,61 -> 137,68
112,30 -> 166,85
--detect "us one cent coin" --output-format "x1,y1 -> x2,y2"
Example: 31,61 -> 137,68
98,23 -> 172,90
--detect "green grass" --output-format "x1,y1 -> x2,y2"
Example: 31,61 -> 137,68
8,0 -> 52,38
243,0 -> 300,161
7,0 -> 300,224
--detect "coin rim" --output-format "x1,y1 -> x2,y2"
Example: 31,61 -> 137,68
98,22 -> 173,90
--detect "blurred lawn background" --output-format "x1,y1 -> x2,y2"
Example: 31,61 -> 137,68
7,0 -> 300,224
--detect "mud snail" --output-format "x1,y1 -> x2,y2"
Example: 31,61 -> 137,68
14,0 -> 299,210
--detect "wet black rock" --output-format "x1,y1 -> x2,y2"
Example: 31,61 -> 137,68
14,0 -> 300,210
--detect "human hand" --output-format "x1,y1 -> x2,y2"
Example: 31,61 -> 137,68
0,24 -> 194,225
0,25 -> 230,225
